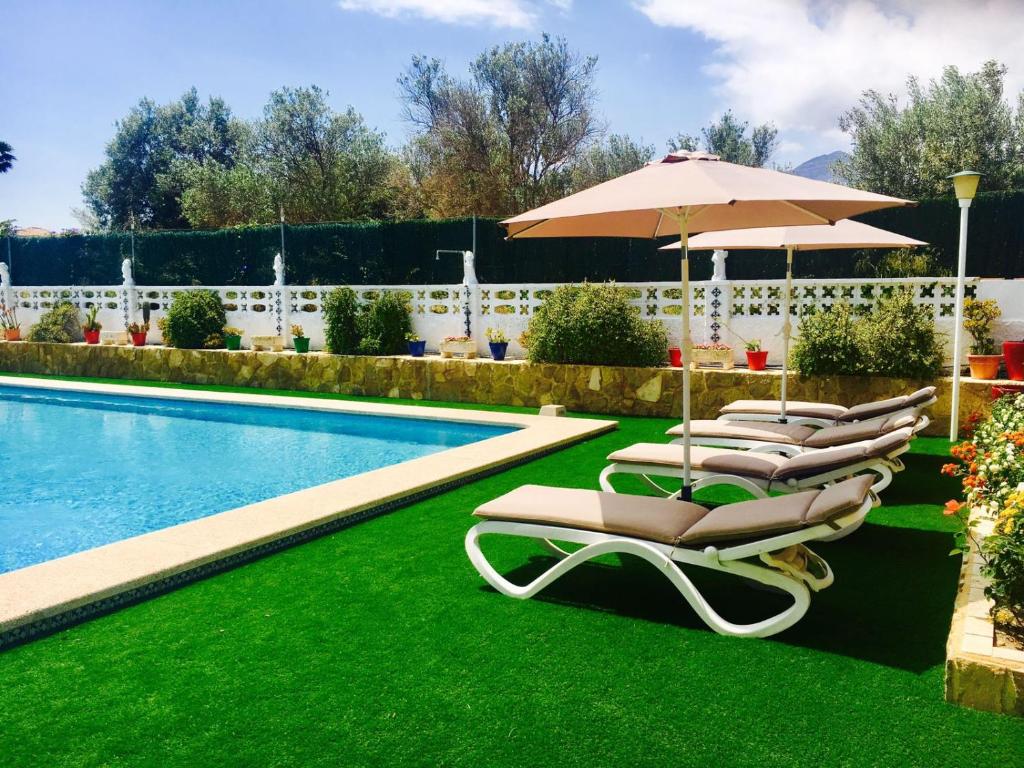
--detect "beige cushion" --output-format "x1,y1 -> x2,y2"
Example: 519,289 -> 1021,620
474,484 -> 708,544
668,420 -> 816,445
801,414 -> 917,449
771,443 -> 870,481
906,386 -> 937,406
839,396 -> 909,422
720,399 -> 846,420
606,443 -> 788,479
474,477 -> 874,547
678,475 -> 874,544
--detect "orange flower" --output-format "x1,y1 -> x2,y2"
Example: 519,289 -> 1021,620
944,500 -> 964,516
940,463 -> 958,476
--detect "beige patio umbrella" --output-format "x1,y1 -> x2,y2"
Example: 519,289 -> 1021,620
502,151 -> 912,498
661,219 -> 927,422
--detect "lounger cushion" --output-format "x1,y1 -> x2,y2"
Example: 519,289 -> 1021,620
771,427 -> 912,481
839,395 -> 910,422
607,443 -> 788,480
677,475 -> 874,545
473,484 -> 709,545
719,399 -> 846,420
801,414 -> 917,449
667,420 -> 817,445
906,386 -> 937,406
474,477 -> 874,547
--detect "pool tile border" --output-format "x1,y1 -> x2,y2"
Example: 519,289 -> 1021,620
0,377 -> 617,649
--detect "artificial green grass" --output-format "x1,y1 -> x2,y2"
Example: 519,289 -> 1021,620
1,374 -> 1023,767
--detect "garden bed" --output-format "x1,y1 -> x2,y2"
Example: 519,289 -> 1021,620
0,340 -> 1004,432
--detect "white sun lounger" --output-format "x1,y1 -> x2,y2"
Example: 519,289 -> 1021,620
670,413 -> 926,455
466,475 -> 875,638
717,386 -> 937,428
598,428 -> 912,520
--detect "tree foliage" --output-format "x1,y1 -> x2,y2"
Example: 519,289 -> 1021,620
669,111 -> 778,167
399,34 -> 603,216
0,141 -> 15,174
570,134 -> 654,191
835,60 -> 1024,198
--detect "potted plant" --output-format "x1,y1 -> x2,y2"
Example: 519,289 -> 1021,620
127,321 -> 149,347
745,339 -> 768,371
668,346 -> 682,367
691,343 -> 735,370
439,335 -> 476,359
406,332 -> 426,357
1,305 -> 20,341
82,305 -> 102,344
291,323 -> 310,354
223,326 -> 243,351
963,298 -> 1002,380
486,327 -> 509,361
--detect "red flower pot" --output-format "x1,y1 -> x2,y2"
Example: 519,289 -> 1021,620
1002,341 -> 1024,381
84,329 -> 101,344
130,332 -> 147,347
4,328 -> 20,342
668,347 -> 682,368
746,350 -> 768,371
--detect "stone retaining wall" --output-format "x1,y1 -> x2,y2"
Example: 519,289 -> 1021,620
0,342 -> 1002,434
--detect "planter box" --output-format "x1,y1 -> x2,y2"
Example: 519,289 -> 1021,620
250,335 -> 283,352
691,347 -> 734,370
440,339 -> 477,359
945,519 -> 1024,716
100,331 -> 128,346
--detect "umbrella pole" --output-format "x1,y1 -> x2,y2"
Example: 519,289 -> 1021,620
679,219 -> 692,501
780,246 -> 793,422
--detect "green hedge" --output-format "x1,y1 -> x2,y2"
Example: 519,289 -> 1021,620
6,190 -> 1024,285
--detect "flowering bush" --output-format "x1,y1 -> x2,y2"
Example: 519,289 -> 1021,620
942,393 -> 1024,629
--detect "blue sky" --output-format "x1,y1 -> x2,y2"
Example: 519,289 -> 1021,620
2,0 -> 1021,229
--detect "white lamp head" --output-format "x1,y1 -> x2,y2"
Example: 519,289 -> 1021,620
948,170 -> 982,201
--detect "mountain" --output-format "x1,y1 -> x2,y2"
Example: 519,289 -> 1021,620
791,151 -> 849,183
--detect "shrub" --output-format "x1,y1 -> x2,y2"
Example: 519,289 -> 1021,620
525,283 -> 667,367
161,290 -> 226,349
789,302 -> 864,376
27,301 -> 81,343
356,291 -> 412,355
790,288 -> 943,379
962,297 -> 1001,355
322,287 -> 360,354
858,288 -> 944,379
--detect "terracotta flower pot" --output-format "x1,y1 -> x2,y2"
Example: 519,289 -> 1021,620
4,328 -> 20,342
746,350 -> 768,371
83,329 -> 101,344
1002,341 -> 1024,381
967,354 -> 1002,380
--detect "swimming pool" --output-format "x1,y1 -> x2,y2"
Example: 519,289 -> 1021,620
0,384 -> 514,573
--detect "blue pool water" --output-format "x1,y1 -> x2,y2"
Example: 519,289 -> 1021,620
0,385 -> 514,573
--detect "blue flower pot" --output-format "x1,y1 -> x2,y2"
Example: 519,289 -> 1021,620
489,341 -> 509,361
408,340 -> 426,357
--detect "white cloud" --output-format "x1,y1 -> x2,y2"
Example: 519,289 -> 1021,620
338,0 -> 571,28
635,0 -> 1024,138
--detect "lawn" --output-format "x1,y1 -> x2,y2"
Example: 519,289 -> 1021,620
1,374 -> 1023,767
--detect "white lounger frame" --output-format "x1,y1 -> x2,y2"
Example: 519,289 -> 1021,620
715,397 -> 937,429
465,495 -> 873,638
678,414 -> 930,455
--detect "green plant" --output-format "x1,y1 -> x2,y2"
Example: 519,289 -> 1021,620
27,301 -> 81,343
291,324 -> 306,339
526,283 -> 667,367
486,328 -> 508,344
789,302 -> 864,376
161,290 -> 226,349
223,326 -> 243,338
356,291 -> 412,355
322,287 -> 361,354
0,305 -> 19,331
853,247 -> 951,278
745,339 -> 761,352
82,305 -> 101,332
962,297 -> 1001,355
405,331 -> 421,342
858,288 -> 944,379
126,321 -> 149,334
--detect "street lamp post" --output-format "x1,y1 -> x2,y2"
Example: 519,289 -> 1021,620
948,170 -> 982,442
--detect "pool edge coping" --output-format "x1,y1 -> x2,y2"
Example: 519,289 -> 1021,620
0,377 -> 618,649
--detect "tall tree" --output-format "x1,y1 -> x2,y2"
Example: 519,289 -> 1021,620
82,89 -> 243,229
835,60 -> 1024,197
0,141 -> 14,173
669,111 -> 778,167
399,34 -> 603,216
570,134 -> 654,190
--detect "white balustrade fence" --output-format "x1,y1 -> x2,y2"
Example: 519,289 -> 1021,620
2,253 -> 1021,366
